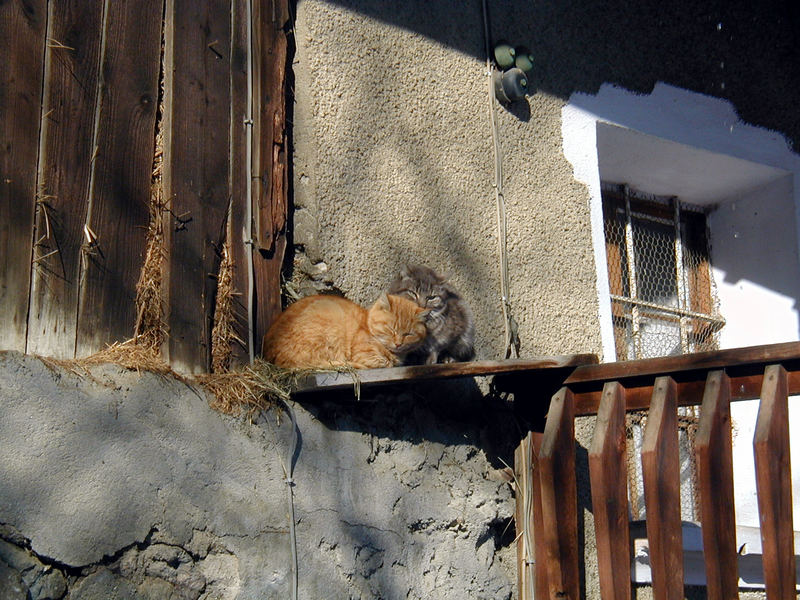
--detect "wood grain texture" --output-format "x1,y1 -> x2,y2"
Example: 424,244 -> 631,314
227,0 -> 251,366
26,0 -> 103,358
252,0 -> 289,347
754,364 -> 796,600
292,354 -> 599,395
562,341 -> 800,414
76,0 -> 164,356
515,435 -> 534,600
640,376 -> 683,600
530,431 -> 549,600
165,0 -> 232,373
0,0 -> 47,352
694,370 -> 738,600
589,382 -> 631,600
538,387 -> 579,600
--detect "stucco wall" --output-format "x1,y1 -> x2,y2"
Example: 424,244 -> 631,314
291,0 -> 603,361
0,352 -> 518,599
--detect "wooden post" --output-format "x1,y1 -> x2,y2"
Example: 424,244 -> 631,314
754,364 -> 796,600
641,376 -> 683,600
538,387 -> 579,600
515,433 -> 534,600
694,370 -> 738,600
589,381 -> 631,600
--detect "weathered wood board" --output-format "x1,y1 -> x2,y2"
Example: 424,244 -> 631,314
27,0 -> 103,358
164,0 -> 232,373
76,0 -> 164,356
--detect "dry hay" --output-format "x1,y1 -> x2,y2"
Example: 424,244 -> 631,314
198,360 -> 361,416
210,234 -> 240,373
38,339 -> 175,381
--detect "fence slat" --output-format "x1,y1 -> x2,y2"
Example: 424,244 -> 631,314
252,0 -> 289,347
589,382 -> 631,600
0,0 -> 46,353
227,0 -> 252,366
641,376 -> 683,600
27,0 -> 103,358
75,0 -> 164,356
165,0 -> 232,373
515,434 -> 533,600
531,430 -> 549,600
538,387 -> 579,600
754,364 -> 796,600
694,370 -> 738,600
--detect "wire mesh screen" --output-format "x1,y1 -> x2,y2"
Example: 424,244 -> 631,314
603,186 -> 724,361
603,184 -> 724,521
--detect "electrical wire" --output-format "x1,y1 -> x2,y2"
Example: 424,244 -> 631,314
278,398 -> 300,600
245,0 -> 256,365
481,0 -> 519,360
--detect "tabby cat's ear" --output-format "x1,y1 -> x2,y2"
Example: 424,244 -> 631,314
399,264 -> 410,278
375,292 -> 391,310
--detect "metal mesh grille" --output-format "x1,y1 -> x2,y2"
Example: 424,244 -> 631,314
603,184 -> 724,521
603,185 -> 724,361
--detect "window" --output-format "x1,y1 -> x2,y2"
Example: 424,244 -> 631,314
602,183 -> 725,362
602,182 -> 727,521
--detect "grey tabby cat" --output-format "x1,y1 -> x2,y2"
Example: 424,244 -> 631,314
387,264 -> 475,365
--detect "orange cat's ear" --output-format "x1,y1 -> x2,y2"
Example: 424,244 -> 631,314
375,292 -> 391,310
418,307 -> 431,320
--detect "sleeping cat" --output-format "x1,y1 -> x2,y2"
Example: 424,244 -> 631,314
387,264 -> 475,364
262,293 -> 429,369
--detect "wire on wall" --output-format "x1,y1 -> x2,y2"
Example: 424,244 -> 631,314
481,0 -> 520,360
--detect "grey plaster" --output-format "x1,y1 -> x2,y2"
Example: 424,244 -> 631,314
0,352 -> 519,599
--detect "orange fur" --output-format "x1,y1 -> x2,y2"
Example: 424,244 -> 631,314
262,293 -> 428,369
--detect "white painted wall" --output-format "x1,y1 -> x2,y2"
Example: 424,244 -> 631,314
562,83 -> 800,535
709,174 -> 800,529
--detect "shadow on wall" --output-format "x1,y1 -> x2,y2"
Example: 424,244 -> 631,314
321,0 -> 800,148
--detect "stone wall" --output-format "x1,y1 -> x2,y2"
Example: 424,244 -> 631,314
0,352 -> 520,599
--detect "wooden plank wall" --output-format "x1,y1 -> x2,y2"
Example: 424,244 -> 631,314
0,0 -> 289,373
0,0 -> 47,353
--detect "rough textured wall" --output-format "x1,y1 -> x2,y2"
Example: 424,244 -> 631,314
291,0 -> 800,361
0,352 -> 518,599
291,0 -> 603,361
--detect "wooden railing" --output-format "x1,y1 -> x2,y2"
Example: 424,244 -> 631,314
502,342 -> 800,600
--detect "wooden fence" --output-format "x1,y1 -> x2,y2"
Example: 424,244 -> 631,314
0,0 -> 289,373
508,342 -> 800,600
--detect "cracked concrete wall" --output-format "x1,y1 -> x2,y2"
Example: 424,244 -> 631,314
0,352 -> 519,599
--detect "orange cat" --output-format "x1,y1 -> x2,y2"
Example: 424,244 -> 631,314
262,293 -> 429,369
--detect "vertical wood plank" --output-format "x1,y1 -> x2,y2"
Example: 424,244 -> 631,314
641,376 -> 683,600
515,435 -> 531,600
0,0 -> 47,352
754,364 -> 796,600
26,0 -> 103,358
253,0 -> 290,348
589,381 -> 631,600
531,430 -> 549,600
75,0 -> 165,356
538,387 -> 580,600
165,0 -> 232,373
228,0 -> 252,366
694,370 -> 738,600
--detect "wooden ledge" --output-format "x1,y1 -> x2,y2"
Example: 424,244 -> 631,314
291,354 -> 599,394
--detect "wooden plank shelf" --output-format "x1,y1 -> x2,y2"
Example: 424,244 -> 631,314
291,354 -> 599,395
